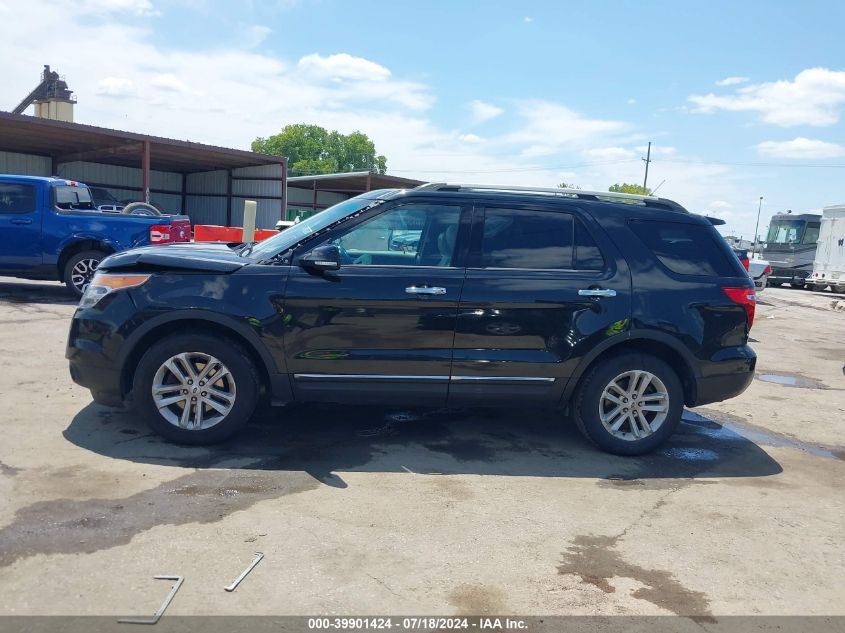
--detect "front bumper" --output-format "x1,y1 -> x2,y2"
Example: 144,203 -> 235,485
66,293 -> 135,407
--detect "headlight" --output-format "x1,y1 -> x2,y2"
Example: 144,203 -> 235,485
79,273 -> 151,309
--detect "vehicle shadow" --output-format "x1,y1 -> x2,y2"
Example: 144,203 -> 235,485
0,279 -> 78,305
63,403 -> 783,487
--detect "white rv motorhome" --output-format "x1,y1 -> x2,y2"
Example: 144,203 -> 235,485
807,205 -> 845,292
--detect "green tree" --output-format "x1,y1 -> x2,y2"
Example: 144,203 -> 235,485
251,124 -> 387,175
609,182 -> 652,195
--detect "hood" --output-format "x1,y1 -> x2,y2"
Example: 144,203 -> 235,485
100,242 -> 248,273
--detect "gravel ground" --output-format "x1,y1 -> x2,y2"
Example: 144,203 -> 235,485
0,278 -> 842,618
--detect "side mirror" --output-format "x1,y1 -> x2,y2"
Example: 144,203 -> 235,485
300,244 -> 341,272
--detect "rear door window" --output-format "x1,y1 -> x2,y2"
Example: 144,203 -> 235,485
574,218 -> 605,270
0,183 -> 36,214
630,220 -> 739,277
480,208 -> 574,269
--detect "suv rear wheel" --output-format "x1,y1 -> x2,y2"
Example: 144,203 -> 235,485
573,353 -> 683,455
132,334 -> 258,444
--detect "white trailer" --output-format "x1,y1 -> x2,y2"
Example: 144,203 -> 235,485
807,205 -> 845,292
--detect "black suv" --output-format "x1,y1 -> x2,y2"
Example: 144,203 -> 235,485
67,184 -> 756,455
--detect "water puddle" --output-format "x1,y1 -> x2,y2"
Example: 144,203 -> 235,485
757,373 -> 826,389
683,410 -> 843,460
661,447 -> 720,462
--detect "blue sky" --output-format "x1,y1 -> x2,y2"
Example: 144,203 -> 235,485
3,0 -> 845,237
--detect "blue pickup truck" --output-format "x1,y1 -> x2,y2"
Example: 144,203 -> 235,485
0,175 -> 190,296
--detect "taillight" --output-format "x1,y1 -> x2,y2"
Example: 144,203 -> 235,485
764,264 -> 772,275
149,224 -> 171,244
740,257 -> 750,271
722,286 -> 756,329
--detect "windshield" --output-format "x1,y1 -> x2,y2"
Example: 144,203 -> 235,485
766,220 -> 806,245
245,191 -> 394,261
54,185 -> 95,211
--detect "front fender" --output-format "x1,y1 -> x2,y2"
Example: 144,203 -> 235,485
117,309 -> 287,379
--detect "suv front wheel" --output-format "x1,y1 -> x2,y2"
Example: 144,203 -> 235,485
132,334 -> 259,444
573,353 -> 683,455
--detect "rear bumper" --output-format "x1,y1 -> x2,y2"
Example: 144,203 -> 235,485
690,345 -> 756,407
769,268 -> 810,285
692,371 -> 755,406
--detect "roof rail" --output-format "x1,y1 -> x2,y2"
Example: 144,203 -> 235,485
414,182 -> 689,213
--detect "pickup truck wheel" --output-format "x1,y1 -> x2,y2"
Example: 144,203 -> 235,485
132,334 -> 258,445
573,353 -> 684,456
64,250 -> 107,297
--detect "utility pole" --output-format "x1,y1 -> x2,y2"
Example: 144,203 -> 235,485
752,196 -> 763,257
642,142 -> 652,192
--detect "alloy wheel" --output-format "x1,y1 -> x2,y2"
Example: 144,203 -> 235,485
151,352 -> 237,430
598,370 -> 669,441
71,258 -> 100,294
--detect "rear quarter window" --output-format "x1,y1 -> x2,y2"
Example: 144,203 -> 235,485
630,220 -> 740,277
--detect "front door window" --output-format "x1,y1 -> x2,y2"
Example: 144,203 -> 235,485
328,204 -> 461,267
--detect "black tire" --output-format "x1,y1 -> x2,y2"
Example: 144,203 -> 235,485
63,249 -> 108,297
790,282 -> 805,289
121,202 -> 162,216
573,353 -> 684,456
132,333 -> 259,445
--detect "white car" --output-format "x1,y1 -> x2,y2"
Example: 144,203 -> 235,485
748,258 -> 771,293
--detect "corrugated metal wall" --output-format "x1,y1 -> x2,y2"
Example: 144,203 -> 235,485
185,170 -> 227,225
59,161 -> 184,213
231,164 -> 285,228
1,150 -> 360,230
0,151 -> 51,176
287,187 -> 346,208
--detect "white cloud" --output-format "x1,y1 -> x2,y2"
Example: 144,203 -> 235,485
635,144 -> 676,156
582,147 -> 637,161
716,76 -> 749,86
627,98 -> 637,104
298,53 -> 391,82
79,0 -> 159,15
754,137 -> 845,159
151,74 -> 190,93
468,99 -> 503,123
95,77 -> 135,97
503,101 -> 627,153
689,68 -> 845,126
709,200 -> 733,209
458,133 -> 484,143
523,16 -> 533,23
243,24 -> 272,48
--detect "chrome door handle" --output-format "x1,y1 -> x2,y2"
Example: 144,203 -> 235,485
578,288 -> 617,297
406,286 -> 446,295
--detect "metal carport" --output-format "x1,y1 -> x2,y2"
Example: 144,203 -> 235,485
0,112 -> 288,228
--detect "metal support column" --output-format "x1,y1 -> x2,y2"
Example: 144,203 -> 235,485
226,169 -> 233,226
312,180 -> 317,212
180,173 -> 187,215
142,140 -> 151,204
280,159 -> 288,222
